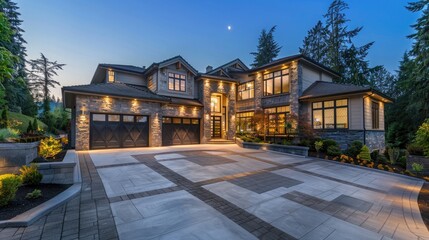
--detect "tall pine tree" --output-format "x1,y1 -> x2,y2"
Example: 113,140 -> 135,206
299,20 -> 328,63
250,26 -> 282,68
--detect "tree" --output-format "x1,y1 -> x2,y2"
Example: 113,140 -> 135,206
250,26 -> 282,68
27,53 -> 65,115
0,11 -> 15,108
299,20 -> 328,63
367,65 -> 397,97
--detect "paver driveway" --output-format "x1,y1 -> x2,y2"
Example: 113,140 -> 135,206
91,144 -> 428,240
1,144 -> 428,240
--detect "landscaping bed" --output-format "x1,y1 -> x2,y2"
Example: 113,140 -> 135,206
32,150 -> 67,163
419,183 -> 429,230
0,183 -> 71,221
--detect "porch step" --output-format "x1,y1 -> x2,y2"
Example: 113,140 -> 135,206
207,139 -> 236,144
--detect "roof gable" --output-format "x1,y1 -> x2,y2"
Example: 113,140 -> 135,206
207,58 -> 249,76
157,55 -> 198,76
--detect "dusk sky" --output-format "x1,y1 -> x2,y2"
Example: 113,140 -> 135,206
16,0 -> 418,99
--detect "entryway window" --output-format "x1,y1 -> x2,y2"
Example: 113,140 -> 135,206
211,95 -> 221,113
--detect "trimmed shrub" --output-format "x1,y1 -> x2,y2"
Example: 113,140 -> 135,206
19,164 -> 43,186
358,145 -> 371,162
388,148 -> 400,165
407,143 -> 425,156
344,141 -> 363,159
398,156 -> 407,168
26,189 -> 42,199
327,145 -> 341,157
33,118 -> 38,132
412,162 -> 424,173
26,120 -> 33,133
0,174 -> 22,206
322,139 -> 338,153
39,136 -> 62,159
415,119 -> 429,157
315,140 -> 323,154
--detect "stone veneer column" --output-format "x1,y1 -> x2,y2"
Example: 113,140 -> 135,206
227,83 -> 236,140
254,73 -> 263,112
75,95 -> 90,150
202,80 -> 212,143
289,61 -> 300,117
149,111 -> 162,147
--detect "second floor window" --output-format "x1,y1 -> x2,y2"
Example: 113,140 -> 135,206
264,69 -> 290,96
168,73 -> 186,92
108,70 -> 115,83
238,81 -> 254,100
372,101 -> 379,129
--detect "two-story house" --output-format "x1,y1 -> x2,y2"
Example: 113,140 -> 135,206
62,54 -> 391,150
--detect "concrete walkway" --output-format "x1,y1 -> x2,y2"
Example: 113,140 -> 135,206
1,144 -> 429,239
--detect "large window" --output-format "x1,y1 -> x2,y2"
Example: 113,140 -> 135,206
237,112 -> 254,132
211,95 -> 221,113
265,106 -> 291,135
372,101 -> 379,129
168,73 -> 186,92
312,99 -> 348,129
108,70 -> 115,83
263,69 -> 290,96
238,81 -> 254,100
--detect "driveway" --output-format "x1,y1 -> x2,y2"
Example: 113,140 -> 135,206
84,144 -> 429,240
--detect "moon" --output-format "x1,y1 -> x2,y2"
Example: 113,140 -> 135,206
227,25 -> 232,31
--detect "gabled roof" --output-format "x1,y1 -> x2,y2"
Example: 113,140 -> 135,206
243,54 -> 340,77
207,58 -> 249,76
99,64 -> 145,74
62,83 -> 169,105
144,55 -> 198,76
299,81 -> 393,102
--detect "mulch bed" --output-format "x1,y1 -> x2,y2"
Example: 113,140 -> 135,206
0,184 -> 71,221
419,183 -> 429,230
31,150 -> 67,163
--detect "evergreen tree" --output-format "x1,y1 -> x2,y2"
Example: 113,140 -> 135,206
0,10 -> 15,108
367,65 -> 397,97
250,26 -> 282,68
32,118 -> 38,132
26,120 -> 33,133
406,0 -> 429,124
27,53 -> 65,115
299,20 -> 328,63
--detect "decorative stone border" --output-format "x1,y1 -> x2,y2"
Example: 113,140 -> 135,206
0,141 -> 39,174
236,138 -> 309,157
0,150 -> 82,227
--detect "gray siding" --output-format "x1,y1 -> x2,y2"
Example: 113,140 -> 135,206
364,97 -> 385,130
301,65 -> 333,92
106,71 -> 145,86
156,64 -> 196,99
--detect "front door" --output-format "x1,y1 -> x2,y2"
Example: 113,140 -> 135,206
211,116 -> 221,138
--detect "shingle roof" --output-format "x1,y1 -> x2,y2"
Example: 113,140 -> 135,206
207,58 -> 249,75
300,81 -> 371,100
62,83 -> 169,102
99,64 -> 145,74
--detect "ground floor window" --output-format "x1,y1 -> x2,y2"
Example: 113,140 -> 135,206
312,99 -> 348,129
236,112 -> 254,133
264,105 -> 291,135
372,101 -> 379,129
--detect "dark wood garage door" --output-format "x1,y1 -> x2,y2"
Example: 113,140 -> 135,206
90,113 -> 149,149
162,117 -> 200,146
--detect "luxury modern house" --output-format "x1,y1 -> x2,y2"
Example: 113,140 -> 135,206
62,54 -> 392,151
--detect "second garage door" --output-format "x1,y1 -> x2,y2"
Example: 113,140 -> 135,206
90,113 -> 149,149
162,117 -> 200,146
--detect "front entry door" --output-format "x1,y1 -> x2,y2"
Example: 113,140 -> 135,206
211,116 -> 221,138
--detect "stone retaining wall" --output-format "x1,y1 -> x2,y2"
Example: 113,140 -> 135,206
236,138 -> 309,157
37,150 -> 79,184
0,142 -> 39,174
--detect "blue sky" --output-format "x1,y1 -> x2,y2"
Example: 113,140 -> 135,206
16,0 -> 418,98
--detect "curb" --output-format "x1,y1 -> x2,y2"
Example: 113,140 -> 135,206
0,150 -> 82,228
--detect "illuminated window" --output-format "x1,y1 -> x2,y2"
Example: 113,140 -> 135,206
312,99 -> 348,129
211,95 -> 221,113
238,81 -> 254,100
236,112 -> 254,132
372,101 -> 379,129
108,70 -> 115,83
168,73 -> 186,92
263,69 -> 289,96
264,106 -> 291,135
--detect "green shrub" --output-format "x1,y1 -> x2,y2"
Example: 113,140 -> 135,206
0,174 -> 22,206
26,120 -> 33,133
0,109 -> 8,128
25,189 -> 42,199
344,141 -> 363,159
19,164 -> 43,186
412,162 -> 424,173
378,154 -> 388,164
0,128 -> 19,142
39,136 -> 62,159
407,143 -> 424,156
322,139 -> 338,153
33,118 -> 38,132
327,145 -> 341,157
388,148 -> 400,165
415,119 -> 429,157
370,150 -> 379,163
315,140 -> 323,154
358,145 -> 371,162
398,156 -> 407,168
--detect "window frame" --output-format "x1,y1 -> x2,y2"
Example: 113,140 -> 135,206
236,111 -> 254,133
237,81 -> 255,100
264,106 -> 291,135
107,70 -> 115,83
168,72 -> 186,92
263,69 -> 290,96
372,101 -> 380,129
312,99 -> 349,130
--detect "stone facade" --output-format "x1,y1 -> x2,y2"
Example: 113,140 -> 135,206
316,130 -> 386,151
74,95 -> 202,150
365,131 -> 385,151
0,142 -> 39,174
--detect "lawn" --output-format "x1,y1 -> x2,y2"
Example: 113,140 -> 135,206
8,112 -> 47,133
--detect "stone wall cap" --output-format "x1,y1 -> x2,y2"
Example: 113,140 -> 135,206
0,141 -> 39,149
